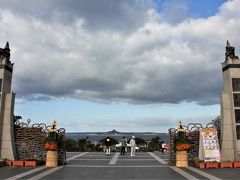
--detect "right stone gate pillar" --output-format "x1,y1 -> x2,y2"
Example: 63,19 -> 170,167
221,40 -> 240,161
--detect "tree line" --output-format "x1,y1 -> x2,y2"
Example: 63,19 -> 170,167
65,136 -> 164,152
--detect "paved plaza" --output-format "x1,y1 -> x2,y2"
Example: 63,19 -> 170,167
1,152 -> 240,179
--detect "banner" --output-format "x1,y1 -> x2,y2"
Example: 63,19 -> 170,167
199,128 -> 221,162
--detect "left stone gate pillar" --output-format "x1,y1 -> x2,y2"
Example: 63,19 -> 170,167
0,42 -> 16,160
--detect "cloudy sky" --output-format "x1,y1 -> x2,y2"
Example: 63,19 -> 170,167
1,0 -> 239,132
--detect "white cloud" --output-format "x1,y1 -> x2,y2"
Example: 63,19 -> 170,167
1,0 -> 240,105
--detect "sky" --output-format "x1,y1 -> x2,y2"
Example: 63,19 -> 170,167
0,0 -> 238,132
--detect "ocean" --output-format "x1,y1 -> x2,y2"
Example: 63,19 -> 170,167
65,130 -> 168,143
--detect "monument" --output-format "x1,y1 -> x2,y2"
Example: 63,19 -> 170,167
221,40 -> 240,161
0,42 -> 16,160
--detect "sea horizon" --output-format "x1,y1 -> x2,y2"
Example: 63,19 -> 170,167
66,129 -> 169,143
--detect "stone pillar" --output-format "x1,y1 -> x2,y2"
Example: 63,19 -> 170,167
0,42 -> 16,160
0,93 -> 16,160
221,41 -> 240,161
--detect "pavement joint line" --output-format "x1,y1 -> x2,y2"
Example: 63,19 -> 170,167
66,165 -> 169,168
26,152 -> 88,180
169,166 -> 199,180
82,154 -> 108,156
66,152 -> 89,161
109,152 -> 120,165
5,166 -> 47,180
26,166 -> 63,180
7,152 -> 88,180
148,152 -> 168,164
69,159 -> 110,161
119,155 -> 153,158
118,159 -> 157,161
187,166 -> 222,180
28,152 -> 89,179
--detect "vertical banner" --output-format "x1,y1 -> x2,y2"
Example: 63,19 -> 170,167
199,128 -> 221,162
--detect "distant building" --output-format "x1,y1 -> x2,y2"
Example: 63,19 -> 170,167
0,42 -> 16,160
221,41 -> 240,161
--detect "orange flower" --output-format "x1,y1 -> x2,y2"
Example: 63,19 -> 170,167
44,143 -> 58,151
176,144 -> 191,151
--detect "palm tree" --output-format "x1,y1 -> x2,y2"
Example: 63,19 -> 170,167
78,137 -> 89,152
149,136 -> 162,151
65,138 -> 79,152
135,137 -> 146,145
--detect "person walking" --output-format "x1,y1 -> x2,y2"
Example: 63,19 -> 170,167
105,136 -> 111,155
120,136 -> 127,155
124,137 -> 128,153
130,136 -> 136,156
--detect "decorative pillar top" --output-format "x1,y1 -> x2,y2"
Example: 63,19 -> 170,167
222,41 -> 240,72
0,41 -> 11,58
178,121 -> 185,132
50,120 -> 57,132
225,40 -> 239,62
0,42 -> 13,72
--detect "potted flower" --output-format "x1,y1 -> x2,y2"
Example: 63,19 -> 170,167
25,158 -> 38,167
176,143 -> 191,151
175,121 -> 190,167
205,161 -> 219,168
220,160 -> 232,168
45,120 -> 59,167
45,141 -> 58,167
44,142 -> 58,151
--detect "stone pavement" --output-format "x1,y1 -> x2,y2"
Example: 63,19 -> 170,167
1,152 -> 240,179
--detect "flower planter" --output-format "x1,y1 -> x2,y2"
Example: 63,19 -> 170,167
205,162 -> 218,168
25,161 -> 37,167
220,162 -> 233,168
176,150 -> 188,167
12,160 -> 24,167
195,162 -> 205,169
46,151 -> 58,167
233,161 -> 240,168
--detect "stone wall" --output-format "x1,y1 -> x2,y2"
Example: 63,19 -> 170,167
14,121 -> 66,164
14,126 -> 47,161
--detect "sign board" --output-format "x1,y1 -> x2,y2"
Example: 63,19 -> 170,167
199,128 -> 221,162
